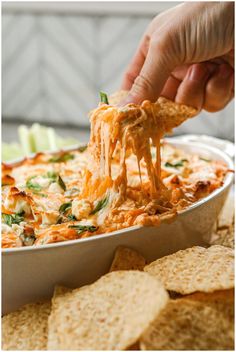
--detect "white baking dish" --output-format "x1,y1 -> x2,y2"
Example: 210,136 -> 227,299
2,139 -> 234,314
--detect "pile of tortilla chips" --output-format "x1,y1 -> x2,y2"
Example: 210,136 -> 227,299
2,196 -> 234,351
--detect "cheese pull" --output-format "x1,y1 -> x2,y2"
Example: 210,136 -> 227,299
84,95 -> 197,203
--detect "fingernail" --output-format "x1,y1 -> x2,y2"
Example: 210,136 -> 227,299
218,64 -> 233,79
188,64 -> 208,82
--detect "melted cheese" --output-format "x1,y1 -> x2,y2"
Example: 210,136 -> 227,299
85,102 -> 165,198
80,99 -> 194,221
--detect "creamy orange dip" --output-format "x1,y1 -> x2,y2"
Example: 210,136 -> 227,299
1,98 -> 228,248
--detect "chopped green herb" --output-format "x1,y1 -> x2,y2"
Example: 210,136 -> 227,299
46,171 -> 58,181
90,196 -> 109,215
56,213 -> 77,224
56,216 -> 63,224
165,159 -> 188,168
26,176 -> 42,191
100,91 -> 109,104
32,192 -> 48,197
69,225 -> 98,235
59,202 -> 72,214
200,157 -> 211,162
67,214 -> 77,221
78,145 -> 87,153
49,153 -> 74,163
44,171 -> 67,191
2,212 -> 25,226
57,175 -> 66,191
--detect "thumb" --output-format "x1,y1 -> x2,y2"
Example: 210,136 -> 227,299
121,38 -> 176,105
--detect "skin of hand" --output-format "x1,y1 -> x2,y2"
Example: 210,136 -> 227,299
121,2 -> 234,112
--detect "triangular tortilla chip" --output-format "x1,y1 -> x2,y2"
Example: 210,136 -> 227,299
109,90 -> 197,134
217,192 -> 234,228
144,245 -> 234,294
109,246 -> 146,272
47,271 -> 168,350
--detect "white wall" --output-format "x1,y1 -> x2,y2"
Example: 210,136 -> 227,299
2,1 -> 234,140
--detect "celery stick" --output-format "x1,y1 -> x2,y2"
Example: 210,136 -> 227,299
2,143 -> 23,161
18,125 -> 33,155
47,127 -> 57,151
30,123 -> 50,152
13,123 -> 80,159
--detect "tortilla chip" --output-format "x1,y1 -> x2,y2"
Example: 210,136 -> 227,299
48,283 -> 91,350
2,301 -> 51,350
53,285 -> 71,297
109,90 -> 129,105
128,341 -> 141,350
47,286 -> 72,350
109,246 -> 146,272
210,223 -> 234,249
209,193 -> 234,248
217,192 -> 234,228
47,271 -> 168,350
144,245 -> 234,294
140,289 -> 234,350
186,288 -> 234,302
109,90 -> 197,133
156,96 -> 197,132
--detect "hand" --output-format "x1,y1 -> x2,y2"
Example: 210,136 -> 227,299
121,2 -> 234,112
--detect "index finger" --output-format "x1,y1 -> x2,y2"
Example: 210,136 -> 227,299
121,35 -> 149,90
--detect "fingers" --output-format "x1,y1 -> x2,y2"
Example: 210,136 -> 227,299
121,59 -> 234,115
121,36 -> 149,91
121,35 -> 175,105
170,63 -> 234,112
203,64 -> 234,112
175,63 -> 212,111
160,76 -> 181,101
160,65 -> 191,101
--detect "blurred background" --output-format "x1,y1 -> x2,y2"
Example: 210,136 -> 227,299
2,1 -> 234,160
